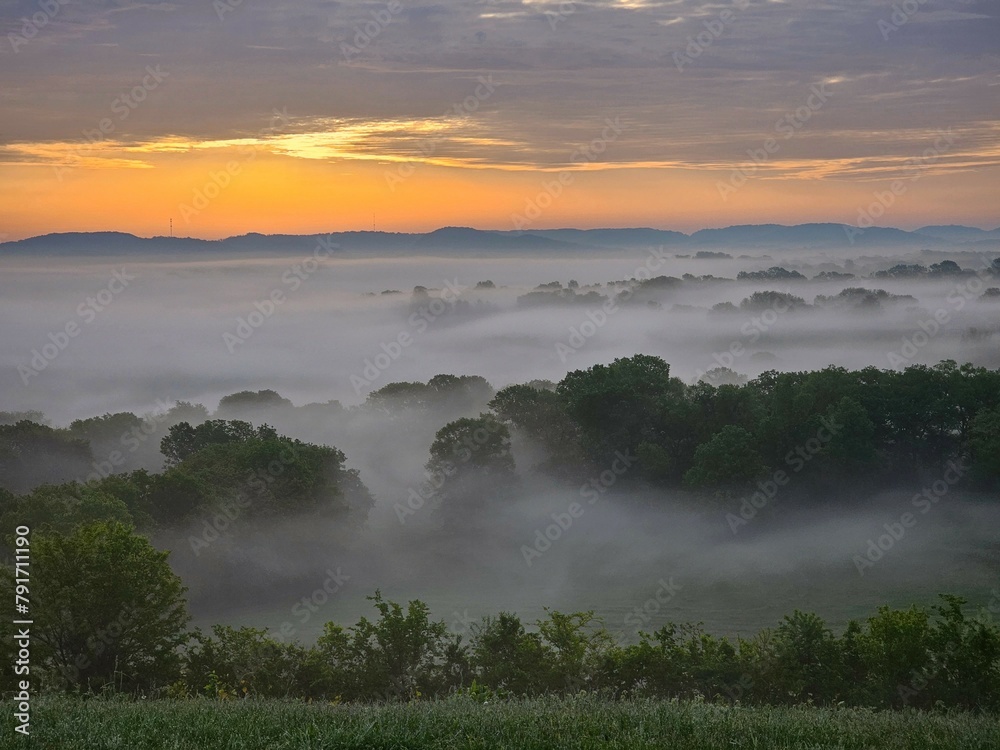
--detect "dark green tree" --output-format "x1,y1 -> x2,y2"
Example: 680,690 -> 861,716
3,522 -> 189,692
970,405 -> 1000,485
160,420 -> 277,465
683,425 -> 767,489
0,421 -> 94,494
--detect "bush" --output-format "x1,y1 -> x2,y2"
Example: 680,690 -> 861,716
1,522 -> 188,693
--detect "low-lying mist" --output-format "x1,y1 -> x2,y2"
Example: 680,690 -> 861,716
2,243 -> 998,641
3,247 -> 998,421
156,471 -> 1000,643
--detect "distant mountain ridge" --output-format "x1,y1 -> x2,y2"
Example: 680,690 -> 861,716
914,225 -> 1000,241
2,223 -> 998,256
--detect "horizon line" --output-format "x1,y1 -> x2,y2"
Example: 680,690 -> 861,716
5,221 -> 1000,245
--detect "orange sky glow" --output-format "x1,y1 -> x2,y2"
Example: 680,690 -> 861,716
1,1 -> 997,240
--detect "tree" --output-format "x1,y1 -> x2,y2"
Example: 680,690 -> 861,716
426,415 -> 514,480
185,625 -> 315,699
160,420 -> 276,465
3,522 -> 189,692
69,410 -> 168,475
0,410 -> 47,426
737,267 -> 806,281
536,610 -> 614,692
427,374 -> 495,411
144,469 -> 210,526
929,260 -> 962,275
366,376 -> 494,415
883,365 -> 963,471
174,435 -> 371,521
425,415 -> 516,514
0,421 -> 94,494
470,613 -> 547,695
699,367 -> 747,387
921,595 -> 1000,711
323,591 -> 465,701
366,382 -> 432,412
858,605 -> 930,708
215,390 -> 293,419
683,425 -> 766,489
773,610 -> 840,704
0,483 -> 133,537
69,412 -> 143,456
165,401 -> 210,425
819,396 -> 877,473
970,405 -> 1000,486
556,355 -> 681,465
739,290 -> 807,312
489,384 -> 583,470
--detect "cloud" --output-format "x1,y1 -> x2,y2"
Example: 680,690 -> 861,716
0,0 -> 997,232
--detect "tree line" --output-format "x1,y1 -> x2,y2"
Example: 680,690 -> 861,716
4,359 -> 999,523
2,358 -> 999,709
449,357 -> 1000,504
1,522 -> 998,712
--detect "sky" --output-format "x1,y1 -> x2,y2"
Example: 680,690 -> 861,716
0,0 -> 998,240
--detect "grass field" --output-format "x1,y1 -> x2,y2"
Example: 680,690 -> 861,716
2,696 -> 998,749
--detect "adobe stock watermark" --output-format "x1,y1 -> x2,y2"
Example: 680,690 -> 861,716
717,82 -> 834,201
521,449 -> 637,566
188,444 -> 301,555
7,0 -> 70,53
877,0 -> 930,41
77,398 -> 174,485
394,416 -> 506,524
726,416 -> 842,534
351,279 -> 467,396
510,116 -> 623,230
673,0 -> 750,71
896,640 -> 961,706
222,235 -> 337,354
983,588 -> 1000,625
178,107 -> 291,223
886,258 -> 997,368
448,608 -> 476,637
554,246 -> 670,362
62,606 -> 141,685
852,459 -> 968,576
693,288 -> 794,382
214,0 -> 247,22
545,1 -> 577,30
18,268 -> 136,386
273,567 -> 350,643
55,65 -> 170,183
384,75 -> 497,191
845,129 -> 957,245
623,577 -> 682,632
554,298 -> 625,363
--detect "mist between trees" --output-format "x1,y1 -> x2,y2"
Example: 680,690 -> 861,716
2,355 -> 999,709
2,537 -> 998,714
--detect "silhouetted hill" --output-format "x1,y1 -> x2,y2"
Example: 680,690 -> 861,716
525,228 -> 688,247
916,225 -> 1000,242
4,223 -> 992,257
688,223 -> 930,248
413,227 -> 576,251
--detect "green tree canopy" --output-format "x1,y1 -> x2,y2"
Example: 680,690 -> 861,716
160,420 -> 278,465
0,421 -> 93,494
682,425 -> 767,489
970,404 -> 1000,485
3,522 -> 189,692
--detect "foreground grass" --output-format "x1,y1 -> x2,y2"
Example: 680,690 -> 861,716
2,696 -> 998,750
